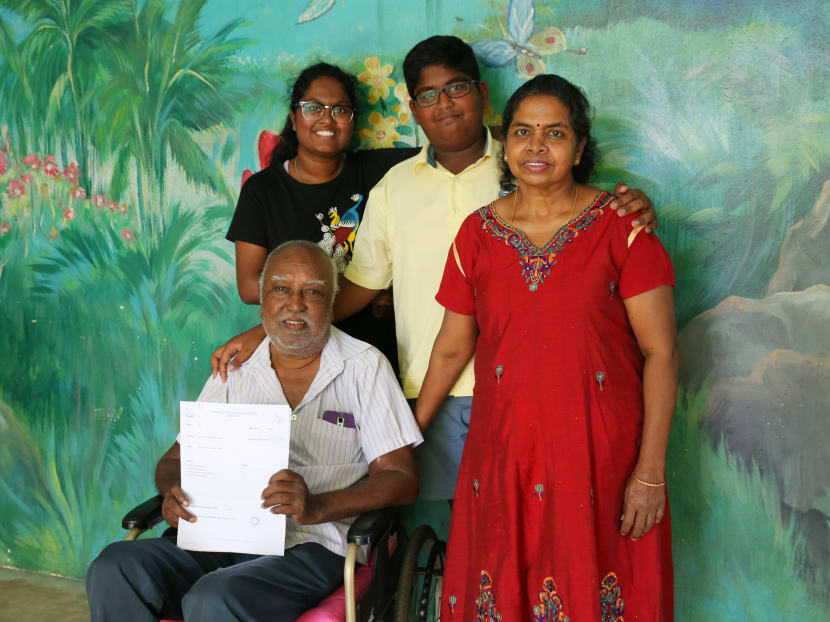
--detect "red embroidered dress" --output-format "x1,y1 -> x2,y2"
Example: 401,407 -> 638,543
436,191 -> 675,621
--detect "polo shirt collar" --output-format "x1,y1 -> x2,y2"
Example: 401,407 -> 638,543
413,127 -> 498,173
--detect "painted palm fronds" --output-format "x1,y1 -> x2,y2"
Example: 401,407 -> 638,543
92,0 -> 249,238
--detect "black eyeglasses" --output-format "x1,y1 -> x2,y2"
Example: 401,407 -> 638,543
414,79 -> 480,107
296,100 -> 356,122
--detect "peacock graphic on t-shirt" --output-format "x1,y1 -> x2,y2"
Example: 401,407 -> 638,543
316,193 -> 363,272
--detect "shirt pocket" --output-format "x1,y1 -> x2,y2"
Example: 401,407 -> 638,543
304,412 -> 363,467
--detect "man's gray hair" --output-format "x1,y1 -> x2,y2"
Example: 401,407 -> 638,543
258,240 -> 340,303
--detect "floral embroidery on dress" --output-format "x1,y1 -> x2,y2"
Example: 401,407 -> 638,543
448,594 -> 458,613
532,577 -> 569,621
477,192 -> 611,292
595,371 -> 606,391
474,479 -> 480,497
475,571 -> 503,621
600,572 -> 625,622
495,364 -> 504,383
609,281 -> 616,299
534,483 -> 545,500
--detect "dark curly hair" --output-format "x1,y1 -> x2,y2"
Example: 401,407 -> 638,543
269,62 -> 358,167
498,74 -> 598,191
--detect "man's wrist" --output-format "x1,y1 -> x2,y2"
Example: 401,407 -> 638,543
306,493 -> 324,524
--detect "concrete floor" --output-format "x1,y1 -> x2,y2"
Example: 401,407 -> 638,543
0,566 -> 89,621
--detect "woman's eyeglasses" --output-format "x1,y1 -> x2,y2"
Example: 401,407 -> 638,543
414,80 -> 480,107
297,100 -> 355,122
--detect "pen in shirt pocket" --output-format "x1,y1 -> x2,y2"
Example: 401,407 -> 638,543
321,410 -> 356,429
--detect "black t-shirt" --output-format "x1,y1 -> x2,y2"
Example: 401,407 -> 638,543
227,148 -> 418,369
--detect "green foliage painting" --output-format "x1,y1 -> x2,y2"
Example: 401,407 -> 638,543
1,0 -> 829,618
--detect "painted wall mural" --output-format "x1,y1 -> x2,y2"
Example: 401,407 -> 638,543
1,0 -> 828,618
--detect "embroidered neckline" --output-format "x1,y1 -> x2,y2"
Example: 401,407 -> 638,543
487,191 -> 610,254
477,191 -> 612,292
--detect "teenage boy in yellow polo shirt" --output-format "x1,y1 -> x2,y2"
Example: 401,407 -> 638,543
211,36 -> 658,502
335,36 -> 658,501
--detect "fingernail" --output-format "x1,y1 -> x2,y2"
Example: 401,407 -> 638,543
646,227 -> 653,233
632,219 -> 641,227
617,209 -> 626,216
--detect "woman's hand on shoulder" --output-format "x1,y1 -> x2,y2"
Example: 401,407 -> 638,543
609,183 -> 658,233
210,324 -> 267,381
619,472 -> 666,540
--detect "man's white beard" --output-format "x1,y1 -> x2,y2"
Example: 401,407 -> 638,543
264,320 -> 329,356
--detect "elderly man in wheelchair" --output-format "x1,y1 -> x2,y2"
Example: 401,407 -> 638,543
86,240 -> 423,622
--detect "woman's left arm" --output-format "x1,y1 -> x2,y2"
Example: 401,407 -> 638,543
620,284 -> 679,540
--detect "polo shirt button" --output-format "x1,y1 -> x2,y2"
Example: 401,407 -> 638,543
291,414 -> 297,421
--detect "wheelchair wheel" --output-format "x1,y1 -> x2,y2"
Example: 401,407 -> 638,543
394,525 -> 445,622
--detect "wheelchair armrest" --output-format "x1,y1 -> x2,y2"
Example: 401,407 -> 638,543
122,494 -> 165,531
346,507 -> 397,547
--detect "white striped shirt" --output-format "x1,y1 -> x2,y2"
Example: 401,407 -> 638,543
196,327 -> 423,561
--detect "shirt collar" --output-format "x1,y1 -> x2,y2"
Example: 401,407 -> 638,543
245,328 -> 348,411
413,126 -> 497,173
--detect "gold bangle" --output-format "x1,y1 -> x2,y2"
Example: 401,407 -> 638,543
632,475 -> 665,488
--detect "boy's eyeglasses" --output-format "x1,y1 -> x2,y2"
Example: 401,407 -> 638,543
297,100 -> 355,122
414,80 -> 480,107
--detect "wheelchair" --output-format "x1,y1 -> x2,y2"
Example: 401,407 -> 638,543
122,496 -> 446,622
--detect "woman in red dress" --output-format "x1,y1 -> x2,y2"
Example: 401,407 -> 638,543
415,75 -> 678,620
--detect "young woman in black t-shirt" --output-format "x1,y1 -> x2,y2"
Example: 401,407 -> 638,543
226,63 -> 417,371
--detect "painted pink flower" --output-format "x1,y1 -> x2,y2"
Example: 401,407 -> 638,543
91,194 -> 106,208
6,179 -> 24,198
71,185 -> 86,200
0,152 -> 7,176
20,174 -> 32,184
63,162 -> 79,184
107,200 -> 119,213
42,155 -> 59,178
63,207 -> 76,221
23,154 -> 41,170
120,228 -> 135,243
1,222 -> 10,235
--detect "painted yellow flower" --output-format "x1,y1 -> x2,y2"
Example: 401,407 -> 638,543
393,82 -> 412,125
358,112 -> 400,148
394,82 -> 410,104
483,104 -> 502,128
357,57 -> 395,104
393,104 -> 411,126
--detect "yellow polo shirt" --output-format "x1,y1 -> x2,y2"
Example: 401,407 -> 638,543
345,130 -> 502,398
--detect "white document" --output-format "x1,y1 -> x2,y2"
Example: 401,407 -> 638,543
176,401 -> 291,555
